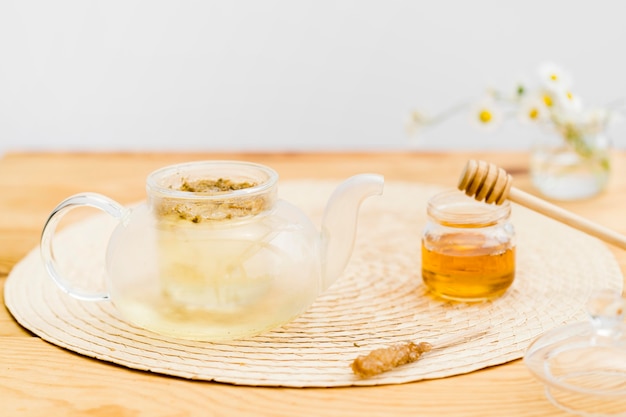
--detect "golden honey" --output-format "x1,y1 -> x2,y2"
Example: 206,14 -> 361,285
421,190 -> 516,301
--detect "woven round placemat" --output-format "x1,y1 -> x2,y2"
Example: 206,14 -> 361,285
5,180 -> 623,387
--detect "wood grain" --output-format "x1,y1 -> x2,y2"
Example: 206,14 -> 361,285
1,151 -> 625,417
0,337 -> 551,417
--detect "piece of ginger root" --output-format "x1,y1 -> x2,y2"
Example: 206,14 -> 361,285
351,341 -> 433,378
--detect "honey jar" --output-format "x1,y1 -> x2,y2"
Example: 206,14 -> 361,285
421,189 -> 516,301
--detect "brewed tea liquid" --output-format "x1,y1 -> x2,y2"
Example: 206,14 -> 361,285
112,219 -> 319,341
159,235 -> 276,310
421,232 -> 515,301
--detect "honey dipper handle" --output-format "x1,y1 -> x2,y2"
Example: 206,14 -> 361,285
508,187 -> 626,250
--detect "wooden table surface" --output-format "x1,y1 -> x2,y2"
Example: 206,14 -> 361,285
1,151 -> 625,417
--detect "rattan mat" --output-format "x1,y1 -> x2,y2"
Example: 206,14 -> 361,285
5,181 -> 623,387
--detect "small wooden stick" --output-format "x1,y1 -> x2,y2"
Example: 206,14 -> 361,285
458,159 -> 626,250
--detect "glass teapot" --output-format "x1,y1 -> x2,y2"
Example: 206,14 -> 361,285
41,161 -> 384,341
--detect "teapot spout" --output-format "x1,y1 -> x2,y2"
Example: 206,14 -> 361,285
321,174 -> 384,290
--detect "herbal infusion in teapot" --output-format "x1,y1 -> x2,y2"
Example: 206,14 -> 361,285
113,162 -> 320,340
155,176 -> 272,309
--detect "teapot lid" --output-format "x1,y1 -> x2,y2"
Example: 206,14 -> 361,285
524,290 -> 626,416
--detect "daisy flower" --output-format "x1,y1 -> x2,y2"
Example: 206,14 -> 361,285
537,62 -> 573,92
471,99 -> 502,131
407,62 -> 621,164
518,94 -> 549,124
553,88 -> 583,114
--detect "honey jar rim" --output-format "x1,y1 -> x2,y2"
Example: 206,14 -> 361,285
426,189 -> 511,226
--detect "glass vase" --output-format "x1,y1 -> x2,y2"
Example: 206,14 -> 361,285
530,130 -> 611,201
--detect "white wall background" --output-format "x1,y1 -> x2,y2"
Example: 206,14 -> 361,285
1,0 -> 626,154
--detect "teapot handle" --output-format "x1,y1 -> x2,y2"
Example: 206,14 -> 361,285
40,193 -> 126,301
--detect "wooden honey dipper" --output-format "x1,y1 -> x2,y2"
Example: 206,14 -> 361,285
458,159 -> 626,250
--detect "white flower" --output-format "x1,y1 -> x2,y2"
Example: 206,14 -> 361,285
470,99 -> 502,131
518,94 -> 549,124
554,89 -> 583,114
537,62 -> 573,92
406,61 -> 621,160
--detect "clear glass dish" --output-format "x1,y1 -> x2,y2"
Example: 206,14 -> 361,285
524,290 -> 626,416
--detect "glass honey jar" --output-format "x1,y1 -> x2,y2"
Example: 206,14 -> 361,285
421,189 -> 516,301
